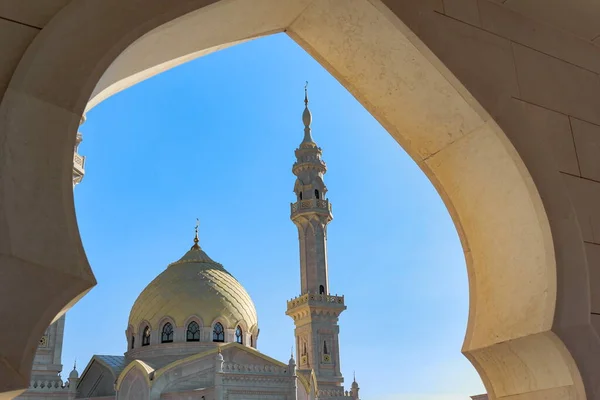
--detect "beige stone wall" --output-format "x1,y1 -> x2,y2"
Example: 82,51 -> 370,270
380,1 -> 600,397
0,1 -> 599,399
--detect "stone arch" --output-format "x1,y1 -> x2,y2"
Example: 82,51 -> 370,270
234,319 -> 249,332
152,351 -> 219,395
115,360 -> 153,400
0,0 -> 592,399
125,325 -> 135,350
210,316 -> 231,330
183,314 -> 205,330
157,315 -> 176,329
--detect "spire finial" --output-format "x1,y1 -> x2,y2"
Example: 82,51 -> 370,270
302,82 -> 313,131
304,81 -> 309,106
353,371 -> 356,382
191,218 -> 200,250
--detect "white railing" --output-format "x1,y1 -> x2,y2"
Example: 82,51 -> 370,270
222,362 -> 287,375
28,379 -> 70,390
318,388 -> 354,398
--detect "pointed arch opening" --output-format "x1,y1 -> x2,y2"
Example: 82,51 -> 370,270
161,323 -> 174,343
186,321 -> 200,342
142,326 -> 151,347
213,322 -> 224,343
235,326 -> 243,344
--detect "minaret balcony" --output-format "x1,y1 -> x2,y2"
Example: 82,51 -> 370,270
286,293 -> 346,318
292,160 -> 327,175
290,199 -> 332,218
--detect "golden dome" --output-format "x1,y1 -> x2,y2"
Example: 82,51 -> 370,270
128,243 -> 258,334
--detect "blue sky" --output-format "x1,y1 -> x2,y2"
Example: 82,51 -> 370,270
67,33 -> 484,399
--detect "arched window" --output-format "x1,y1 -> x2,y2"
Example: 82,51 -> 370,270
186,321 -> 200,342
319,285 -> 325,294
235,326 -> 243,344
142,326 -> 151,346
250,335 -> 254,347
315,189 -> 320,199
161,323 -> 174,343
299,192 -> 303,200
213,322 -> 224,342
324,340 -> 329,354
131,336 -> 135,350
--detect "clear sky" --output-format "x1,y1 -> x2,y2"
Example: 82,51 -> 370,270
67,33 -> 485,399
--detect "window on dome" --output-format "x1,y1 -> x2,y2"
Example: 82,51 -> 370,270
142,326 -> 151,346
213,322 -> 225,342
131,336 -> 135,350
161,323 -> 174,343
315,189 -> 320,199
187,321 -> 200,342
235,326 -> 243,344
250,335 -> 254,347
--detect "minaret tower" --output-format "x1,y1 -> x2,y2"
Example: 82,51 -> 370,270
286,84 -> 347,397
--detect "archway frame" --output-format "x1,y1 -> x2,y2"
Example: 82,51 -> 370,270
0,0 -> 586,399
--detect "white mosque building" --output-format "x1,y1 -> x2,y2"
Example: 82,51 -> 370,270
16,90 -> 361,400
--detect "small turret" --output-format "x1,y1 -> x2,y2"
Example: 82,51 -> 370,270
68,361 -> 79,391
288,348 -> 296,375
350,372 -> 360,400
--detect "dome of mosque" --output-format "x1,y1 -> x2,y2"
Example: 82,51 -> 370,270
128,236 -> 258,339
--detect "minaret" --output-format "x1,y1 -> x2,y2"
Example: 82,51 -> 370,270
286,84 -> 347,395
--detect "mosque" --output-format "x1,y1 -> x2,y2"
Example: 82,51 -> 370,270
16,90 -> 361,400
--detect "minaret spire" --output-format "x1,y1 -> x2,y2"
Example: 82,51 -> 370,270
301,81 -> 315,146
304,81 -> 309,106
